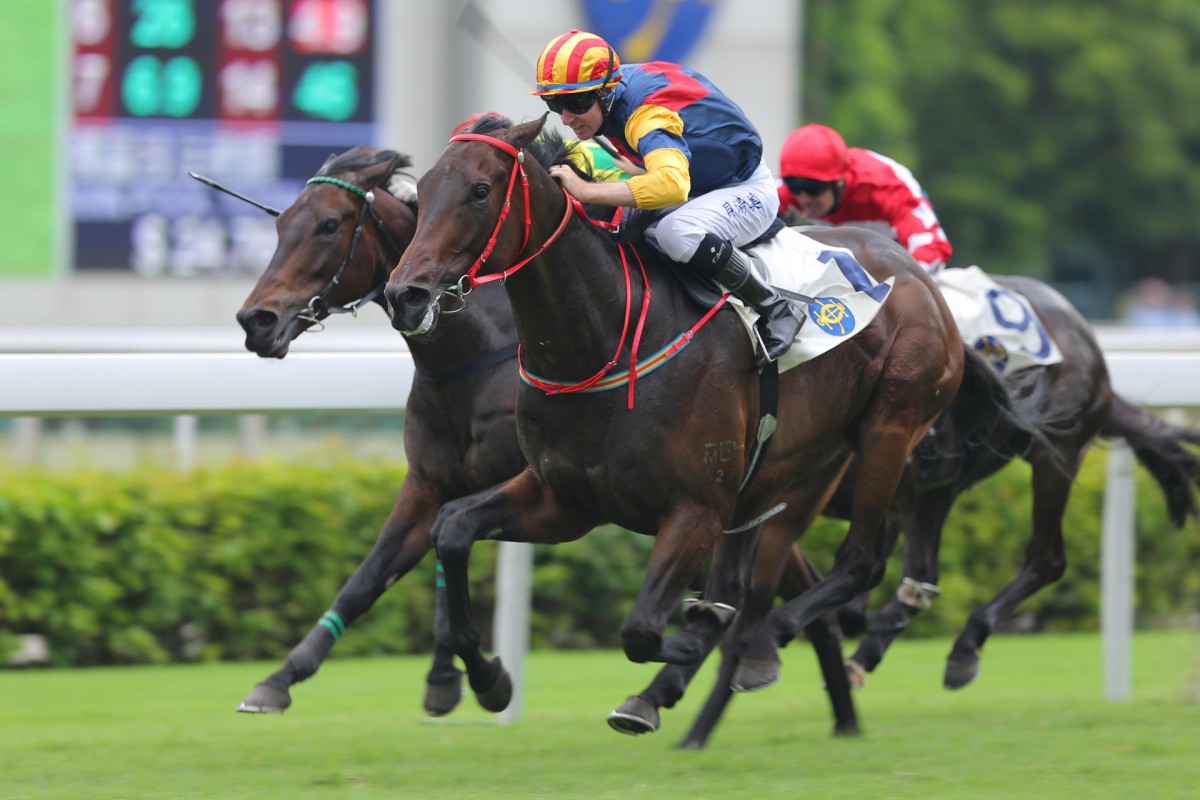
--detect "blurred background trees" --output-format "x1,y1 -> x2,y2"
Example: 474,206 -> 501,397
801,0 -> 1200,317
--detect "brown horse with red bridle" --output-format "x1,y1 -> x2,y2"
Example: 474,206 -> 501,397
382,115 -> 993,728
229,143 -> 867,735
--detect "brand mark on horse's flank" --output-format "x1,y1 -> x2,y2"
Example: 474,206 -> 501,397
705,440 -> 743,482
704,440 -> 742,466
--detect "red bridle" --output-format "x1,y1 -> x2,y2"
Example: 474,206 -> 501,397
447,133 -> 574,291
443,132 -> 724,409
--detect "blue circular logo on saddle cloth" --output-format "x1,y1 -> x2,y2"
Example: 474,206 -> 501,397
808,296 -> 856,336
974,335 -> 1010,372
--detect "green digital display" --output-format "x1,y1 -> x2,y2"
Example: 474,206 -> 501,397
292,61 -> 359,122
128,0 -> 196,49
121,55 -> 202,117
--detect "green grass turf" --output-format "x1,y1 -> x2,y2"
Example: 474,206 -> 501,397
0,1 -> 56,275
2,631 -> 1198,799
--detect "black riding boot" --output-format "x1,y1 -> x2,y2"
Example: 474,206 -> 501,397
689,234 -> 806,366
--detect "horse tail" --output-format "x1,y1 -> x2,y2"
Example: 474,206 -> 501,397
923,347 -> 1060,491
1101,394 -> 1200,527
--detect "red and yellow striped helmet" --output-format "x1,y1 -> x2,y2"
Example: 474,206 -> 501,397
531,30 -> 622,96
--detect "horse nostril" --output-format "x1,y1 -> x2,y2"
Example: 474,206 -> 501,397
386,285 -> 432,314
237,307 -> 278,336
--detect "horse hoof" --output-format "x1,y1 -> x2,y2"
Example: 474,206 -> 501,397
474,659 -> 513,713
845,659 -> 867,690
424,673 -> 464,717
731,657 -> 781,693
675,737 -> 706,751
606,696 -> 659,735
236,683 -> 291,713
944,656 -> 980,690
833,721 -> 862,737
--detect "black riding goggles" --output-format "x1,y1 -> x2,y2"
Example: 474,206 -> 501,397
783,176 -> 836,196
542,91 -> 599,116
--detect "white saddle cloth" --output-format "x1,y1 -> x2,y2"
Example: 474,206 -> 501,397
937,266 -> 1063,374
733,227 -> 895,374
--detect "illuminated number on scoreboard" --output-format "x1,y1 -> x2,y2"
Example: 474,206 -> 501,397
220,59 -> 278,116
71,0 -> 113,45
289,0 -> 368,54
130,0 -> 196,49
292,61 -> 358,121
73,53 -> 112,114
122,55 -> 202,117
221,0 -> 282,51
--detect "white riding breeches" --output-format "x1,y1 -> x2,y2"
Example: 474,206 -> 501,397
648,162 -> 781,263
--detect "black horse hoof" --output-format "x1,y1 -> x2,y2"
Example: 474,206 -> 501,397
473,658 -> 513,712
731,657 -> 781,692
424,673 -> 464,717
236,682 -> 291,713
944,655 -> 980,690
833,721 -> 863,737
606,696 -> 659,735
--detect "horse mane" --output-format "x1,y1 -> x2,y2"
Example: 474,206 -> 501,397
316,146 -> 419,212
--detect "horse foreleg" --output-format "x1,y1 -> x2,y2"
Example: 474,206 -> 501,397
848,484 -> 954,684
607,529 -> 758,735
432,470 -> 594,713
622,502 -> 725,665
946,450 -> 1080,689
237,480 -> 441,713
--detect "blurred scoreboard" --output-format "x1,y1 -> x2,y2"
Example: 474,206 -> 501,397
65,0 -> 380,275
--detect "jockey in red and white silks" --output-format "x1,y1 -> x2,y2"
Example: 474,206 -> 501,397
777,123 -> 952,277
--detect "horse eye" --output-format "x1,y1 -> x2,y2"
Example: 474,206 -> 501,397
319,218 -> 339,235
470,183 -> 490,201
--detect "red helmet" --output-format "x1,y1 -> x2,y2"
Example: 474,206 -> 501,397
779,123 -> 847,182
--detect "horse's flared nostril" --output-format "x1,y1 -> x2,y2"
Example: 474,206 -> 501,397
237,307 -> 278,337
385,284 -> 435,331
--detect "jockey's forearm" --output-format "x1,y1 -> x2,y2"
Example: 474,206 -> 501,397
568,177 -> 637,207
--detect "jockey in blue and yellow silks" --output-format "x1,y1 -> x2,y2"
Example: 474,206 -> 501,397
531,30 -> 805,367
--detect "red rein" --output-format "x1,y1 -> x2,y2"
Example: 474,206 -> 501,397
448,133 -> 734,408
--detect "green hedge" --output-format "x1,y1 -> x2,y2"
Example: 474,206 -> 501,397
1,448 -> 1197,667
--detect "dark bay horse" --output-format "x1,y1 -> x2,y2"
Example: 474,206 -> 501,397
230,144 -> 860,733
383,115 -> 985,731
643,272 -> 1200,749
233,147 -> 526,715
831,274 -> 1200,689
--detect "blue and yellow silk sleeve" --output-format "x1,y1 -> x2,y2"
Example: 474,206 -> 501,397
622,104 -> 692,209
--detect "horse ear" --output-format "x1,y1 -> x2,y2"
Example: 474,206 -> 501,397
317,151 -> 339,175
509,115 -> 548,149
